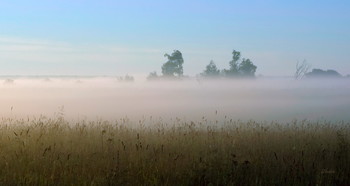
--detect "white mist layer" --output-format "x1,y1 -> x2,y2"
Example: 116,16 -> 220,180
1,77 -> 349,123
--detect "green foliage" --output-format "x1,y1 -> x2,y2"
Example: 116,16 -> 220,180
201,60 -> 220,77
223,50 -> 240,77
224,49 -> 257,78
149,49 -> 258,80
239,58 -> 257,77
229,50 -> 241,75
161,50 -> 184,77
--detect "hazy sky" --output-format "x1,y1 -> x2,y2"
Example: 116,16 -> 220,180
0,0 -> 349,77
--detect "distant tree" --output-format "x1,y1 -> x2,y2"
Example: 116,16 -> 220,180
117,74 -> 135,82
305,69 -> 342,78
295,60 -> 311,80
223,50 -> 257,78
161,50 -> 184,77
239,58 -> 257,77
124,74 -> 134,82
201,60 -> 220,77
223,50 -> 240,77
147,71 -> 159,80
230,50 -> 241,72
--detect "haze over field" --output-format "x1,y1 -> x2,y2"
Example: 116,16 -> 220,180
1,1 -> 350,185
1,78 -> 349,123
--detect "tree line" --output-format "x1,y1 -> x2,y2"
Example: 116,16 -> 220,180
147,49 -> 257,80
147,49 -> 348,81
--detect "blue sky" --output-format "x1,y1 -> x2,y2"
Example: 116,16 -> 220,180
0,0 -> 349,77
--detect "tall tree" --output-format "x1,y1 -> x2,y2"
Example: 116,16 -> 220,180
229,50 -> 241,72
224,50 -> 241,77
161,50 -> 184,77
201,60 -> 220,77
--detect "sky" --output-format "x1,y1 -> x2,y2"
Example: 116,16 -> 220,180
0,0 -> 349,77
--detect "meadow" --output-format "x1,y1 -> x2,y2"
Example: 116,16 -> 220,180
1,78 -> 350,185
0,116 -> 349,185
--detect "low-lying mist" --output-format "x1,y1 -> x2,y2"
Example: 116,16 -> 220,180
1,77 -> 349,123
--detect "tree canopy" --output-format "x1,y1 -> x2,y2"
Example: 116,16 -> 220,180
305,69 -> 342,78
149,49 -> 259,81
223,50 -> 257,78
239,58 -> 257,77
201,60 -> 220,77
161,50 -> 184,77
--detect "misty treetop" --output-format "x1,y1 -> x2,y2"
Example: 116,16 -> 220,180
201,50 -> 257,79
305,69 -> 342,78
161,50 -> 184,77
238,58 -> 257,77
148,49 -> 258,80
201,60 -> 220,78
225,50 -> 241,76
144,49 -> 346,81
147,71 -> 158,80
147,50 -> 184,80
223,50 -> 257,78
294,61 -> 347,80
117,74 -> 135,82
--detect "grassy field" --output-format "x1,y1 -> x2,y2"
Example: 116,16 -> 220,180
0,116 -> 349,185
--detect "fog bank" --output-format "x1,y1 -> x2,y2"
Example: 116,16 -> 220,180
1,77 -> 349,123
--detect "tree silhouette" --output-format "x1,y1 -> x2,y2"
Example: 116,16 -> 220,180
239,58 -> 257,77
117,74 -> 135,82
305,69 -> 342,78
295,60 -> 310,80
124,74 -> 134,82
224,50 -> 240,77
147,71 -> 158,80
223,50 -> 257,78
161,50 -> 184,77
201,60 -> 220,77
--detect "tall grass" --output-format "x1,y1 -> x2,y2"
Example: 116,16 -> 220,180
0,116 -> 349,185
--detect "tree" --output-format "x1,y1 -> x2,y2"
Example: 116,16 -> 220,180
147,71 -> 158,80
305,69 -> 342,78
201,60 -> 220,77
295,60 -> 310,80
229,50 -> 241,73
117,74 -> 135,82
161,50 -> 184,77
223,49 -> 257,78
224,50 -> 240,77
124,74 -> 134,82
239,58 -> 257,77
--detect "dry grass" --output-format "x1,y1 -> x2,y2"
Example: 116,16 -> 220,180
0,116 -> 349,185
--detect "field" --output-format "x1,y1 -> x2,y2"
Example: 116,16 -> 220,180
1,116 -> 349,185
1,78 -> 350,185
